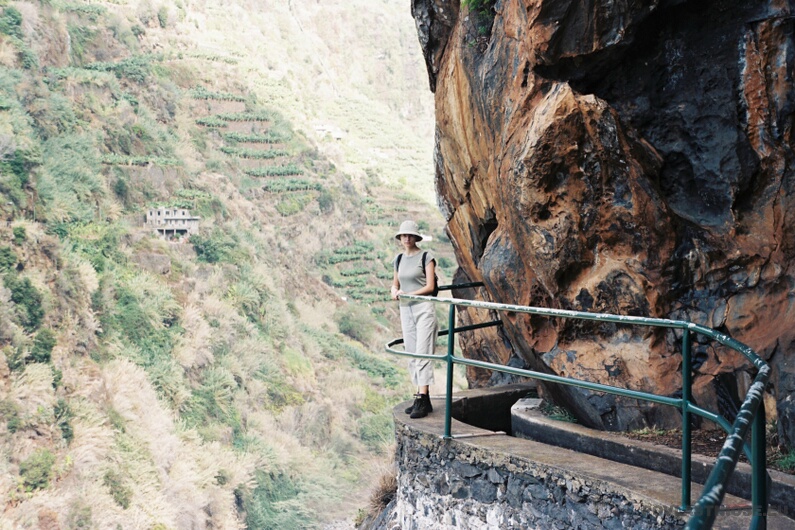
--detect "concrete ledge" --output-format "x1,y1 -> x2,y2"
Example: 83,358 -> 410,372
511,398 -> 795,519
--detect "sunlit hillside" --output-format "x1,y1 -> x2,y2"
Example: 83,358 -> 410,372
0,0 -> 453,528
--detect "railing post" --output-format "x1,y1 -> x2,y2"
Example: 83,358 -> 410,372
444,303 -> 456,439
751,398 -> 767,529
681,327 -> 692,512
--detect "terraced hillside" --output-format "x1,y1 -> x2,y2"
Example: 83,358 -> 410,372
0,1 -> 446,528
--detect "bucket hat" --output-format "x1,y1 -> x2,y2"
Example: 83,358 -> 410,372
395,220 -> 423,241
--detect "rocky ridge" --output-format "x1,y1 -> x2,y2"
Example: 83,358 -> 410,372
412,0 -> 795,444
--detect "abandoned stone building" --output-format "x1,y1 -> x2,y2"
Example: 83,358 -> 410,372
145,207 -> 200,238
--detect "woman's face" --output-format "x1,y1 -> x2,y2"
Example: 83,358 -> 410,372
400,234 -> 418,248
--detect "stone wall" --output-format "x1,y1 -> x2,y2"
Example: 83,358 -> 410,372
383,413 -> 686,529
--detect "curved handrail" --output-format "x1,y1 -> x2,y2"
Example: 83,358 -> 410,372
386,288 -> 771,530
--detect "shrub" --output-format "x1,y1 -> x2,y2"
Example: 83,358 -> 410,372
0,7 -> 23,39
85,54 -> 159,83
317,190 -> 333,213
462,0 -> 496,15
63,5 -> 107,21
0,246 -> 17,271
275,193 -> 312,216
12,225 -> 24,244
54,399 -> 74,444
3,274 -> 44,332
113,176 -> 129,202
190,229 -> 243,264
335,306 -> 374,344
157,6 -> 168,28
0,400 -> 20,433
19,449 -> 56,491
103,470 -> 132,508
30,329 -> 56,363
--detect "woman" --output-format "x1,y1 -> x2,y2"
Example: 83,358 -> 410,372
391,220 -> 438,419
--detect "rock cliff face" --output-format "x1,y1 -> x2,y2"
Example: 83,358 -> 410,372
413,0 -> 795,443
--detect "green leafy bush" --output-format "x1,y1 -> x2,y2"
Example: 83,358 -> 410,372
157,6 -> 168,28
103,470 -> 132,508
3,274 -> 44,332
275,193 -> 312,216
774,450 -> 795,472
54,399 -> 74,444
335,306 -> 374,343
12,225 -> 25,244
0,400 -> 20,433
63,4 -> 107,21
0,6 -> 23,39
30,329 -> 56,363
190,229 -> 243,264
462,0 -> 496,15
317,190 -> 333,213
85,54 -> 160,83
19,449 -> 55,491
0,246 -> 17,271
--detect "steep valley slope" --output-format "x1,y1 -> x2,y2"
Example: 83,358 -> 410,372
0,0 -> 448,528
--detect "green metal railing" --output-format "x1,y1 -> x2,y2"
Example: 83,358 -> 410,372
385,284 -> 771,530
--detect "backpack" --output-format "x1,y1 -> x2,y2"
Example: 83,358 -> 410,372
396,251 -> 439,296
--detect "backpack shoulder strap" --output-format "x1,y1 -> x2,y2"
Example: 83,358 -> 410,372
396,253 -> 403,270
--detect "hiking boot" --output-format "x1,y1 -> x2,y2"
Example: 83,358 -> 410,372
410,393 -> 432,419
405,394 -> 421,414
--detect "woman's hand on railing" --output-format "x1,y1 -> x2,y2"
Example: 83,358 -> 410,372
390,286 -> 404,300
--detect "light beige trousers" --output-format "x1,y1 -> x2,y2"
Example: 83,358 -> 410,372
399,301 -> 437,387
